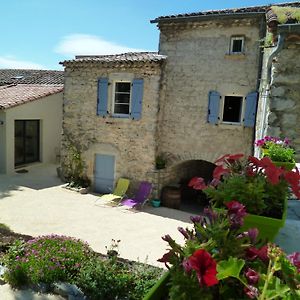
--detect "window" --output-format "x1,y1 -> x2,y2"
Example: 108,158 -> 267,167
222,96 -> 243,123
208,91 -> 258,127
230,36 -> 244,54
113,82 -> 131,115
97,77 -> 144,120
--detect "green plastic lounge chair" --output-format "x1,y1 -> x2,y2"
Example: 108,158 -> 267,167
96,178 -> 130,205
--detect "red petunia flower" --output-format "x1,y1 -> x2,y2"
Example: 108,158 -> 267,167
284,168 -> 300,199
246,245 -> 269,263
215,153 -> 244,165
213,165 -> 230,180
188,249 -> 219,287
188,177 -> 207,190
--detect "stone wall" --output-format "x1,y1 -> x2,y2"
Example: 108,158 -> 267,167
256,37 -> 300,160
61,63 -> 162,192
157,17 -> 264,163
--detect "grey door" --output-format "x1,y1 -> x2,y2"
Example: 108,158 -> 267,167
94,154 -> 115,193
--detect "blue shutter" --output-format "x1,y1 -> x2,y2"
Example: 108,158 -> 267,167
97,78 -> 108,117
244,92 -> 258,127
130,79 -> 144,120
207,91 -> 221,124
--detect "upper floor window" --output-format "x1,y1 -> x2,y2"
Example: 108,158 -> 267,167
97,77 -> 144,120
113,82 -> 131,115
230,36 -> 244,54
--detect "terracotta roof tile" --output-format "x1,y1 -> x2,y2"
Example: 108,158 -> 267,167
0,69 -> 64,86
0,84 -> 63,109
61,52 -> 167,66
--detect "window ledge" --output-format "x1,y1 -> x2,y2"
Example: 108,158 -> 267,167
111,114 -> 130,119
224,53 -> 246,60
218,122 -> 244,129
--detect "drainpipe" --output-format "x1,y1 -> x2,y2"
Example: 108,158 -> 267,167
256,31 -> 286,157
266,32 -> 286,85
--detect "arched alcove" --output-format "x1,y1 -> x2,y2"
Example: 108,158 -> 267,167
161,159 -> 215,213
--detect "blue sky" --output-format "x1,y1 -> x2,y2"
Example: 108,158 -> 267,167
0,0 -> 292,70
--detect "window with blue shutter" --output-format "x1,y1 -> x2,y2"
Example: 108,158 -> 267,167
244,92 -> 258,127
97,78 -> 109,117
208,91 -> 221,124
130,79 -> 144,120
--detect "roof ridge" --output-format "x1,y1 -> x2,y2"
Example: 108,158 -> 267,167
151,1 -> 300,23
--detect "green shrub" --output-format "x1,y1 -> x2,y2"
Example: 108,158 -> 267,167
267,143 -> 295,163
76,257 -> 164,300
3,235 -> 92,286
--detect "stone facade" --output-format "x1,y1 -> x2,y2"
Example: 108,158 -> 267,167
157,17 -> 264,164
61,16 -> 266,195
256,31 -> 300,160
61,62 -> 163,191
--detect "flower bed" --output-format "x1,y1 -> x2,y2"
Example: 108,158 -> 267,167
1,234 -> 164,299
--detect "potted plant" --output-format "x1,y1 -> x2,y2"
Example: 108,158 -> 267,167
155,154 -> 167,170
188,154 -> 300,241
144,203 -> 300,299
255,136 -> 296,170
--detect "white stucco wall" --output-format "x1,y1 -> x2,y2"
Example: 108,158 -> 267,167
1,92 -> 62,174
0,111 -> 6,173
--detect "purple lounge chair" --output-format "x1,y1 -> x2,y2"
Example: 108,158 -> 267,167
120,181 -> 152,209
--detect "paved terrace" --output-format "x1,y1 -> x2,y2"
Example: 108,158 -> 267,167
0,164 -> 299,262
0,163 -> 299,299
0,164 -> 190,267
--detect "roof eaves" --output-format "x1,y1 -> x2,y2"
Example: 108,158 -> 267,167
278,23 -> 300,33
150,11 -> 265,24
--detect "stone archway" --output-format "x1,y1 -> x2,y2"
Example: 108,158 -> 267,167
159,159 -> 215,213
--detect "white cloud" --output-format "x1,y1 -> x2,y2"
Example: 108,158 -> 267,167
0,56 -> 46,69
55,34 -> 148,57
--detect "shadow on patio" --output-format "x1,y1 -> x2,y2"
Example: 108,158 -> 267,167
0,164 -> 63,198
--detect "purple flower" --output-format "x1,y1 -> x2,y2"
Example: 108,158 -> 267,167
244,285 -> 259,299
162,234 -> 174,243
182,258 -> 192,273
225,201 -> 247,229
190,215 -> 203,224
287,252 -> 300,272
245,268 -> 260,285
247,228 -> 259,244
203,208 -> 218,224
178,227 -> 190,240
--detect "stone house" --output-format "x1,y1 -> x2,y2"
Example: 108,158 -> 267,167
61,2 -> 300,201
255,6 -> 300,161
0,69 -> 63,174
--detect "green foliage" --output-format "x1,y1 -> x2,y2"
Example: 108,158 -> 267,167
3,235 -> 92,286
76,257 -> 163,300
159,205 -> 300,299
217,257 -> 245,281
169,265 -> 214,300
64,143 -> 90,188
205,175 -> 268,215
271,6 -> 300,24
155,154 -> 167,170
266,143 -> 295,163
0,223 -> 10,231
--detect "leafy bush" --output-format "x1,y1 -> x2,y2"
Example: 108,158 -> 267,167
3,235 -> 92,286
76,256 -> 164,300
189,154 -> 300,218
267,143 -> 295,163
